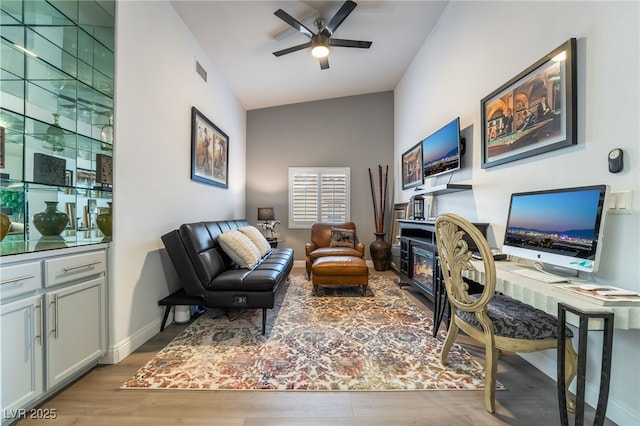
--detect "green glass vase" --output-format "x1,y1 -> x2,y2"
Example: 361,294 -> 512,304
33,201 -> 69,236
96,202 -> 112,237
0,212 -> 10,242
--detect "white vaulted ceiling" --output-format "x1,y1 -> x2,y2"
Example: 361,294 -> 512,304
170,1 -> 448,110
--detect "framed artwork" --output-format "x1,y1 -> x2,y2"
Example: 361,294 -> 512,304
87,198 -> 97,214
64,170 -> 73,186
191,107 -> 229,188
401,142 -> 423,190
65,202 -> 76,230
96,154 -> 113,185
76,168 -> 95,188
33,153 -> 66,185
390,202 -> 410,245
481,38 -> 577,168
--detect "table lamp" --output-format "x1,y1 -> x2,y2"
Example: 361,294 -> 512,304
258,207 -> 276,239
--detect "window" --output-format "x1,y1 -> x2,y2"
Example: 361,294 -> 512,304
288,167 -> 350,228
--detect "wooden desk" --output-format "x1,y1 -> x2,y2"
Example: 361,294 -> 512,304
465,260 -> 640,330
466,259 -> 639,426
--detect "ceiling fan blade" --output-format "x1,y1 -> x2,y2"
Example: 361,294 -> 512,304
273,42 -> 311,57
327,0 -> 357,34
319,57 -> 329,70
329,38 -> 372,49
274,9 -> 315,39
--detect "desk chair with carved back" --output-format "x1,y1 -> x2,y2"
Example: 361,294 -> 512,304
434,213 -> 578,413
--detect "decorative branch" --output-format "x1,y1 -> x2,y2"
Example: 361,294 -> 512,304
368,168 -> 379,232
368,165 -> 389,234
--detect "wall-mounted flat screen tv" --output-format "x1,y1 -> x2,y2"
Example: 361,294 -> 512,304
421,117 -> 461,179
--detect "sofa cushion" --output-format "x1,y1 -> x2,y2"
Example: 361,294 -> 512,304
239,225 -> 272,257
217,229 -> 261,269
329,227 -> 355,248
309,246 -> 363,261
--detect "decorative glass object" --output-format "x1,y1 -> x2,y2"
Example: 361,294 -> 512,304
33,201 -> 69,236
0,212 -> 10,242
96,202 -> 112,237
43,113 -> 65,152
101,113 -> 113,151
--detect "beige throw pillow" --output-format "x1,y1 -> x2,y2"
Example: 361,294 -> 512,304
239,226 -> 272,257
218,229 -> 261,269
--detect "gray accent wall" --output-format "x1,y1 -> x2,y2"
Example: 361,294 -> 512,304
247,92 -> 394,261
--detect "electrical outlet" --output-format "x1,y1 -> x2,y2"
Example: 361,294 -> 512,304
608,191 -> 632,215
233,296 -> 247,305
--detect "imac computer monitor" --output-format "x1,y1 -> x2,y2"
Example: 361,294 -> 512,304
502,185 -> 608,273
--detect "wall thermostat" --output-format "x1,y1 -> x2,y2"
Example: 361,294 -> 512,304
608,148 -> 624,173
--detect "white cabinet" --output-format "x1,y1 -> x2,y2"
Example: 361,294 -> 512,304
44,251 -> 106,288
0,245 -> 107,423
0,294 -> 44,414
45,276 -> 106,389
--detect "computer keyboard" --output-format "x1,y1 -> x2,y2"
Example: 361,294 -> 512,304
510,268 -> 569,283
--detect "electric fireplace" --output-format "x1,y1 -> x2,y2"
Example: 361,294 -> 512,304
410,245 -> 436,297
397,219 -> 489,336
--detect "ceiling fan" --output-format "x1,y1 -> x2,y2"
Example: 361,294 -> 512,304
272,0 -> 372,70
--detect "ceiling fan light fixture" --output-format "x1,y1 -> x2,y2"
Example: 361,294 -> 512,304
272,1 -> 371,68
311,36 -> 330,58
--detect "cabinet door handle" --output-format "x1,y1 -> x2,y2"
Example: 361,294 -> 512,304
51,294 -> 59,339
34,302 -> 42,343
0,274 -> 36,285
63,261 -> 101,272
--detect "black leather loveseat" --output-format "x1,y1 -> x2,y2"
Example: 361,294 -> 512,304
161,219 -> 293,334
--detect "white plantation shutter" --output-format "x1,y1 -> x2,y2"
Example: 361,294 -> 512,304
289,167 -> 350,228
291,171 -> 319,224
320,172 -> 347,222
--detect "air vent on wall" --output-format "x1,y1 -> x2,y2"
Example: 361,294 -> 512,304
195,60 -> 207,82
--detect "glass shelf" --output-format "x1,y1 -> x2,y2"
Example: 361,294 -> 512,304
414,184 -> 473,196
0,0 -> 114,256
1,180 -> 112,254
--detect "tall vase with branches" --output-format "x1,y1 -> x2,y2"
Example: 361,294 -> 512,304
368,165 -> 391,271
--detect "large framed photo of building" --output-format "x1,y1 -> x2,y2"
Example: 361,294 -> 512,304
401,142 -> 423,190
191,107 -> 229,188
481,38 -> 577,168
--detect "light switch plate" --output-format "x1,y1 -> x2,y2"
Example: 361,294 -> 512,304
608,191 -> 632,215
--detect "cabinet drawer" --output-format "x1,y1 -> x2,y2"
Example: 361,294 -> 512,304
0,261 -> 42,300
45,250 -> 106,287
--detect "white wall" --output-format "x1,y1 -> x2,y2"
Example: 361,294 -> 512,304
107,0 -> 246,361
394,1 -> 639,424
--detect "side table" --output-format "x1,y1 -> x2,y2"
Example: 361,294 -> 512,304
158,289 -> 204,331
557,303 -> 614,426
267,239 -> 284,248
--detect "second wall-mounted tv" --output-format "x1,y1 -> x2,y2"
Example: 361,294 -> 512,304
422,117 -> 461,179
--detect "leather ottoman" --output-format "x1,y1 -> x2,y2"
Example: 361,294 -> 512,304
311,255 -> 369,295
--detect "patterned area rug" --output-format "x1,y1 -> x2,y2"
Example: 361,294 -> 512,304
122,273 -> 500,391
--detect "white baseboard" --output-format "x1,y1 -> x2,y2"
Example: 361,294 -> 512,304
100,317 -> 162,364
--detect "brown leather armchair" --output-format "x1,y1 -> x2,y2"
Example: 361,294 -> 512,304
305,222 -> 365,279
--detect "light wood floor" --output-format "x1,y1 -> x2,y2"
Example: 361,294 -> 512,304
16,269 -> 613,426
